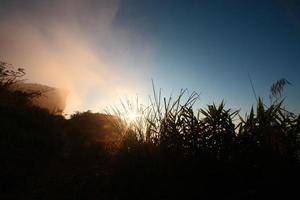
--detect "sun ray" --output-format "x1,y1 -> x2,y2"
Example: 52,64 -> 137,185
127,111 -> 139,123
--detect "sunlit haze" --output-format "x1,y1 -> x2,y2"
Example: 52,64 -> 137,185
127,111 -> 139,123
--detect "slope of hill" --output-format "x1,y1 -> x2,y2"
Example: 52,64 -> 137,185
10,83 -> 69,114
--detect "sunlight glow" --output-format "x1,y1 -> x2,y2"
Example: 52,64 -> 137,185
127,111 -> 139,123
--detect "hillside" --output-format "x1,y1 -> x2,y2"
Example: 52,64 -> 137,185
9,83 -> 69,114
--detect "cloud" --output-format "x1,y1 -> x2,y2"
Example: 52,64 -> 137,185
0,0 -> 154,113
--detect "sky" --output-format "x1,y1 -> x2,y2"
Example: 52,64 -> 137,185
0,0 -> 300,114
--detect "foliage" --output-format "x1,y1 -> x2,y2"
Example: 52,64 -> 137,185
0,62 -> 42,107
270,78 -> 291,101
0,74 -> 299,199
107,82 -> 300,199
0,61 -> 25,89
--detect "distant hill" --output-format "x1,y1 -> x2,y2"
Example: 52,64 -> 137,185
10,83 -> 69,114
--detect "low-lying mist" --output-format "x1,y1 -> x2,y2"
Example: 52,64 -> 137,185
0,0 -> 154,114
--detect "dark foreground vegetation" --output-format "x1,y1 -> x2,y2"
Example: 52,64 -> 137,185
1,62 -> 299,199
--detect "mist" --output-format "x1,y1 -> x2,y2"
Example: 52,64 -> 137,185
0,0 -> 154,113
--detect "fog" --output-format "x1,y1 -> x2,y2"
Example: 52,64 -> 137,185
0,0 -> 154,113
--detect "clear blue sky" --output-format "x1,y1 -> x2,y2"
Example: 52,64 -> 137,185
1,0 -> 299,113
113,0 -> 300,112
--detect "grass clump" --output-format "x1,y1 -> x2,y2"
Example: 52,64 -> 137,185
107,83 -> 299,199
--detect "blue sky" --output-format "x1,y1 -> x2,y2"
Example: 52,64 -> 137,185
0,0 -> 299,113
113,0 -> 300,112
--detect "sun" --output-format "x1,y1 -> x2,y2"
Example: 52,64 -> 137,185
127,111 -> 139,123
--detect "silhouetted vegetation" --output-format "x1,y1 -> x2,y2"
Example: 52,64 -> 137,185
0,62 -> 299,199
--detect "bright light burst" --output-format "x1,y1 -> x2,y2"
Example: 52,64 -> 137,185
127,111 -> 139,123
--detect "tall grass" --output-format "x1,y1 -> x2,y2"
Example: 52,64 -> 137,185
1,75 -> 299,199
105,81 -> 299,199
107,82 -> 300,162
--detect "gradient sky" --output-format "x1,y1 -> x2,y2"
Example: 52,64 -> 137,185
1,0 -> 300,114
